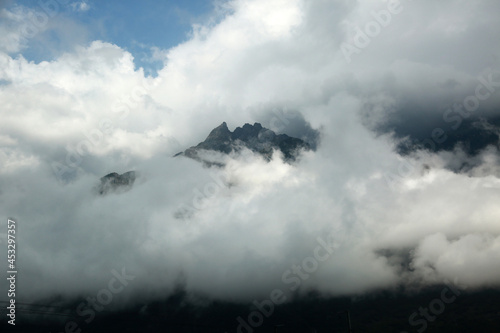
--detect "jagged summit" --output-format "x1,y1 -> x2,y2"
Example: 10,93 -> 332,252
232,122 -> 263,141
196,121 -> 233,154
95,123 -> 309,194
97,171 -> 136,195
175,122 -> 310,164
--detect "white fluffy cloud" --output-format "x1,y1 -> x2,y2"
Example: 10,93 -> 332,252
71,1 -> 90,13
1,0 -> 500,306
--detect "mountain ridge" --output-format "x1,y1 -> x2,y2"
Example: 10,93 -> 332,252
97,171 -> 136,195
175,122 -> 311,163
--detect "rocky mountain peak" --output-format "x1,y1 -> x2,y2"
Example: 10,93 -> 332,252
96,122 -> 311,194
232,123 -> 263,141
206,122 -> 231,141
176,122 -> 310,165
98,171 -> 136,195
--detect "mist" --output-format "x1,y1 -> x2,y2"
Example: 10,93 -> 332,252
1,0 -> 500,318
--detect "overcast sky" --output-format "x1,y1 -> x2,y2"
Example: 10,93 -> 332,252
1,0 -> 500,310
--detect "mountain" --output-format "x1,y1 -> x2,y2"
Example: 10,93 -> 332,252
8,287 -> 500,332
95,123 -> 309,193
175,122 -> 311,163
98,171 -> 136,195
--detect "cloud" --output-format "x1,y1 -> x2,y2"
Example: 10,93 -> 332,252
0,2 -> 91,59
1,0 -> 500,310
0,5 -> 39,53
71,1 -> 90,13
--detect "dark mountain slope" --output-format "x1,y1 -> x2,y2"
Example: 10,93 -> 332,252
176,122 -> 311,164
